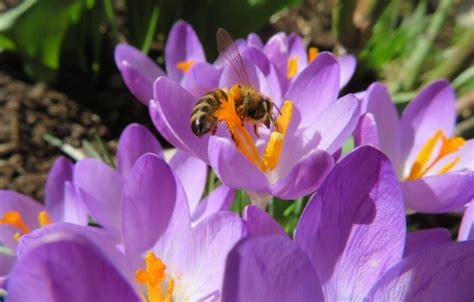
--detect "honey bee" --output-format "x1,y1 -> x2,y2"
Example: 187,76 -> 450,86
190,28 -> 277,137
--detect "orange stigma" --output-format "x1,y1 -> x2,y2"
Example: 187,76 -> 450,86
406,129 -> 465,180
176,60 -> 195,73
308,47 -> 319,63
214,87 -> 293,173
0,210 -> 53,241
135,252 -> 174,302
0,211 -> 31,234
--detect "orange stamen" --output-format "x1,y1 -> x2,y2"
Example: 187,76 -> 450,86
135,252 -> 174,302
308,47 -> 319,63
287,57 -> 298,79
406,129 -> 465,180
176,60 -> 195,73
0,211 -> 31,234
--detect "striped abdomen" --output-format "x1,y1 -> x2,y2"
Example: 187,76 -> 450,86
190,89 -> 227,137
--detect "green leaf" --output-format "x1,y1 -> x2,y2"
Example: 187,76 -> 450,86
0,0 -> 83,81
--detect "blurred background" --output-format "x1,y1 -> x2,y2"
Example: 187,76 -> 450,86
0,0 -> 473,235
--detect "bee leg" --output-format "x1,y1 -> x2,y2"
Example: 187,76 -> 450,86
254,125 -> 260,138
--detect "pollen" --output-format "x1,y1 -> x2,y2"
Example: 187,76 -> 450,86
176,60 -> 195,73
308,47 -> 319,63
287,57 -> 298,79
406,129 -> 465,180
135,251 -> 174,302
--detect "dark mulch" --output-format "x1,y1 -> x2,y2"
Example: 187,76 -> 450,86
0,73 -> 108,201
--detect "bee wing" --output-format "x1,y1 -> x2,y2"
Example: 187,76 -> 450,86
217,28 -> 253,87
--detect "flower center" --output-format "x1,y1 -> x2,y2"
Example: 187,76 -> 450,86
213,85 -> 293,173
135,251 -> 174,302
176,60 -> 195,73
405,129 -> 465,181
0,210 -> 52,241
287,47 -> 319,79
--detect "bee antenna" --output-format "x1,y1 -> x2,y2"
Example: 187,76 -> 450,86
273,104 -> 282,116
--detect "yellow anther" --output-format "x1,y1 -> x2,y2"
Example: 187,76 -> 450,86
135,252 -> 174,302
406,129 -> 465,180
0,211 -> 31,234
176,60 -> 195,73
287,57 -> 298,79
38,211 -> 52,227
277,100 -> 293,135
261,132 -> 284,172
308,47 -> 319,63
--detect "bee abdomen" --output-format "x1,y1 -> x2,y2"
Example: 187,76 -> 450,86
190,89 -> 226,137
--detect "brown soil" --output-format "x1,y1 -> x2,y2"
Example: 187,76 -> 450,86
0,73 -> 108,201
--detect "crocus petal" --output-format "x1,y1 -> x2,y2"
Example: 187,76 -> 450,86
57,182 -> 88,225
222,235 -> 323,302
288,33 -> 308,72
44,156 -> 86,225
121,154 -> 182,254
359,83 -> 402,170
17,223 -> 131,279
7,234 -> 140,302
458,201 -> 474,241
401,170 -> 474,213
243,205 -> 288,239
169,150 -> 208,214
116,123 -> 163,178
295,146 -> 406,300
263,32 -> 289,78
311,94 -> 360,154
0,249 -> 15,276
243,47 -> 285,104
74,159 -> 124,232
179,212 -> 245,300
285,52 -> 340,129
191,185 -> 234,226
247,33 -> 264,49
153,76 -> 210,162
115,43 -> 165,105
165,20 -> 205,82
366,241 -> 474,301
354,113 -> 380,148
208,136 -> 269,192
270,149 -> 334,200
182,62 -> 221,98
400,80 -> 456,167
337,54 -> 356,89
219,54 -> 272,98
404,228 -> 451,257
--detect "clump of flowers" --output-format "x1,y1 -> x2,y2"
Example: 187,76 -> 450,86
0,20 -> 473,302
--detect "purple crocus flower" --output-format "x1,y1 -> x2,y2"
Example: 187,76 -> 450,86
73,123 -> 233,233
115,20 -> 220,105
0,157 -> 87,276
354,80 -> 474,213
223,146 -> 474,301
6,153 -> 245,302
234,31 -> 357,94
151,51 -> 360,204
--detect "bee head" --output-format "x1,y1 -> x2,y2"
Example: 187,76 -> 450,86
247,97 -> 272,121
